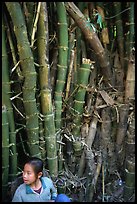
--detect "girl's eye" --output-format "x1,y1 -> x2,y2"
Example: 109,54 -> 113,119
23,171 -> 31,175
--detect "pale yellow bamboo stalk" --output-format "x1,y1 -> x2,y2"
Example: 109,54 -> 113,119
65,49 -> 75,101
31,2 -> 41,47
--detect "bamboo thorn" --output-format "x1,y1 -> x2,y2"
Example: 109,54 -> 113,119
11,61 -> 20,73
12,103 -> 25,118
10,92 -> 22,101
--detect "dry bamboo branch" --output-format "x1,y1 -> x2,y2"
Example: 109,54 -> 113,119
31,2 -> 41,47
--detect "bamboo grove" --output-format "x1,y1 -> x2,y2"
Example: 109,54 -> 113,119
2,2 -> 135,202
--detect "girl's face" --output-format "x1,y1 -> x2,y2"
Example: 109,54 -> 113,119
23,163 -> 37,185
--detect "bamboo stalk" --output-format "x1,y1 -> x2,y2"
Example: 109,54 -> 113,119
125,2 -> 135,63
101,106 -> 117,174
6,2 -> 41,158
54,2 -> 69,131
85,150 -> 96,202
125,54 -> 135,102
113,49 -> 124,102
64,17 -> 76,104
72,58 -> 91,155
115,104 -> 129,170
2,16 -> 17,181
37,2 -> 58,177
102,164 -> 105,202
39,119 -> 46,164
126,112 -> 135,155
85,154 -> 102,202
113,2 -> 124,68
123,156 -> 135,201
2,105 -> 9,200
65,49 -> 75,102
78,82 -> 101,177
5,20 -> 23,81
6,16 -> 25,128
75,2 -> 85,77
50,48 -> 58,96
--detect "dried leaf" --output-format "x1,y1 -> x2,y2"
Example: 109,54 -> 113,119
99,90 -> 115,106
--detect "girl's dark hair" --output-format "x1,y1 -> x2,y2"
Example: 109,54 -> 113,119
25,157 -> 43,175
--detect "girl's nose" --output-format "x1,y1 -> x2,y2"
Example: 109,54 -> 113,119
23,172 -> 27,178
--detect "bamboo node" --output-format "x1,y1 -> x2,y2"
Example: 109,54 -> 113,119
58,45 -> 68,50
27,141 -> 39,145
47,156 -> 58,160
26,127 -> 39,131
23,99 -> 36,103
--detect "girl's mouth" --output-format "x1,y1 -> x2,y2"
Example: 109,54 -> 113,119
23,179 -> 28,182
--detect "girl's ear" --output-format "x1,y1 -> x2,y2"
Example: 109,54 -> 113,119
38,172 -> 43,178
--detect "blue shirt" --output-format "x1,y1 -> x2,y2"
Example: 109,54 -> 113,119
12,177 -> 57,202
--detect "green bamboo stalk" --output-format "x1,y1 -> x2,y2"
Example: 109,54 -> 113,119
65,18 -> 76,101
72,58 -> 91,155
2,105 -> 9,200
39,119 -> 46,164
78,89 -> 100,178
63,18 -> 76,103
5,17 -> 25,127
63,18 -> 76,127
75,2 -> 84,72
37,2 -> 58,178
6,2 -> 41,158
5,16 -> 23,82
54,2 -> 69,131
50,48 -> 58,96
75,3 -> 87,84
75,27 -> 81,84
2,16 -> 17,181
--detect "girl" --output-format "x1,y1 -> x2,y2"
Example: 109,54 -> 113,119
12,157 -> 57,202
